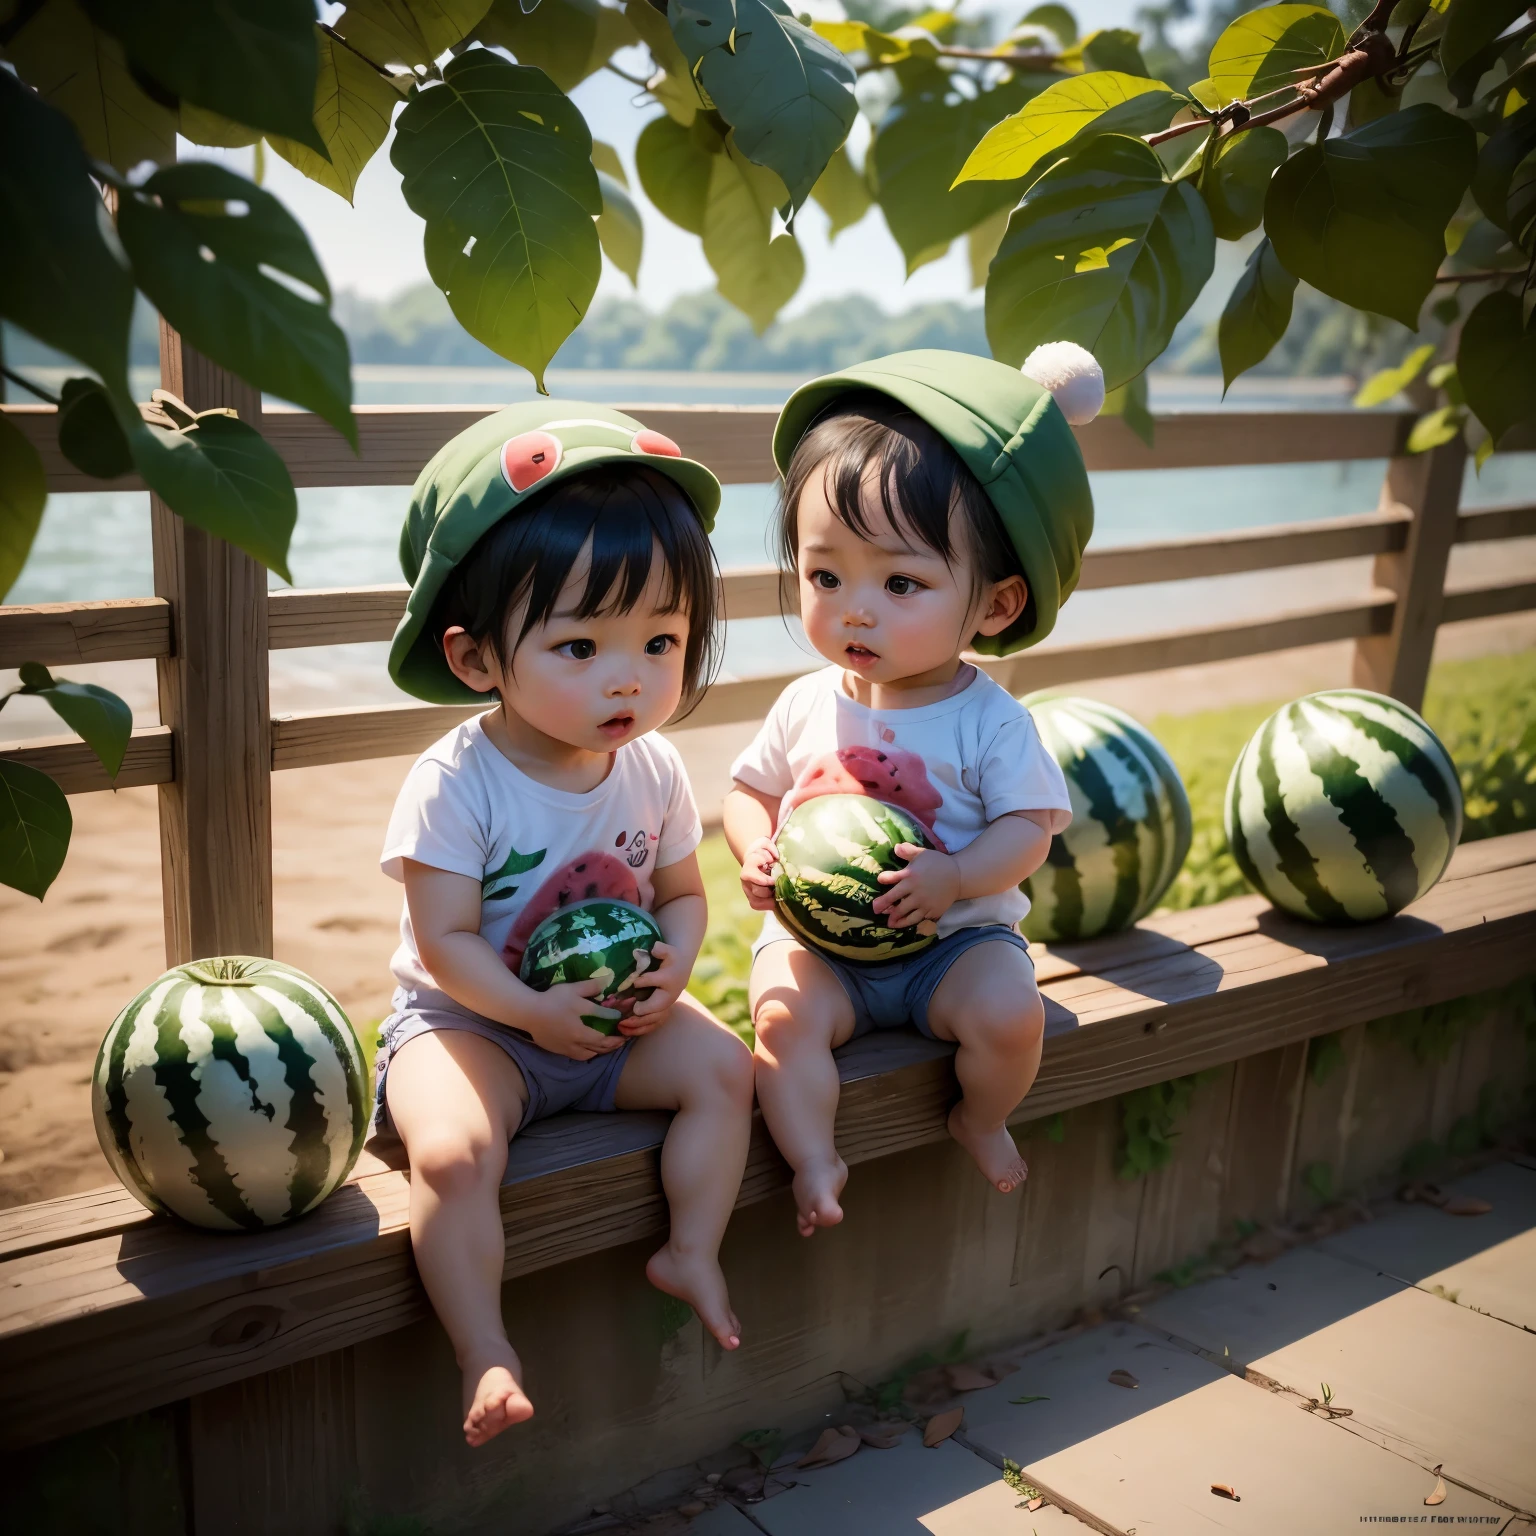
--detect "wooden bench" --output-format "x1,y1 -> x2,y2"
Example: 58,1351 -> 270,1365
4,831 -> 1533,1517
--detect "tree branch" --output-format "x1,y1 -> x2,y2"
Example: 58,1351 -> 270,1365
1434,269 -> 1525,285
934,45 -> 1064,69
1,366 -> 60,406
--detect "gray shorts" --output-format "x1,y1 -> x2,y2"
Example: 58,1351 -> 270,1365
753,920 -> 1032,1039
369,995 -> 632,1141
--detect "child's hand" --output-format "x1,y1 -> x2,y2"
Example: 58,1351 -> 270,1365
524,980 -> 623,1060
872,845 -> 960,929
623,941 -> 688,1032
739,834 -> 780,912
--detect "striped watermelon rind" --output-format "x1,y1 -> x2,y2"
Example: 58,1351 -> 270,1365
773,793 -> 936,964
518,897 -> 663,1035
1223,688 -> 1463,924
1018,694 -> 1193,942
91,957 -> 369,1232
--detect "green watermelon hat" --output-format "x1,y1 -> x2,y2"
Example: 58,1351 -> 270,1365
772,343 -> 1102,655
389,401 -> 722,704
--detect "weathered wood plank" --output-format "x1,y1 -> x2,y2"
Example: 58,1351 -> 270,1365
0,597 -> 172,669
1440,577 -> 1536,625
1,839 -> 1531,1447
1455,501 -> 1536,544
0,726 -> 174,791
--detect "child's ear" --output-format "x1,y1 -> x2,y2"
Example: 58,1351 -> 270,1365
441,626 -> 502,694
974,574 -> 1029,638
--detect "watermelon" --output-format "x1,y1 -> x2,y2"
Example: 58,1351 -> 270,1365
518,897 -> 663,1034
1019,694 -> 1192,942
91,957 -> 369,1232
773,793 -> 936,964
502,851 -> 642,975
1224,689 -> 1463,924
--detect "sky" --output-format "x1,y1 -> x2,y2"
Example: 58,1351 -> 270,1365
189,1 -> 1156,317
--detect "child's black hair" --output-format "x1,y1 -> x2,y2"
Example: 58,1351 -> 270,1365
776,391 -> 1034,635
429,464 -> 721,714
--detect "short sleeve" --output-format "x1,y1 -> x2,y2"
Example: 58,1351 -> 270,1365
729,681 -> 799,798
654,739 -> 704,868
380,749 -> 490,883
977,709 -> 1073,835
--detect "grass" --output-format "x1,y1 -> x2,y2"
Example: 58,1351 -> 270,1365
686,650 -> 1536,1039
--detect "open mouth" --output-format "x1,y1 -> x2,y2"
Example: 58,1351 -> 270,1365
598,713 -> 635,740
844,643 -> 880,668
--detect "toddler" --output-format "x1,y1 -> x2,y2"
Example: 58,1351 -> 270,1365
723,347 -> 1101,1236
373,406 -> 754,1445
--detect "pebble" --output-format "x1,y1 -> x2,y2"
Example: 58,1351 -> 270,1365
678,1502 -> 706,1518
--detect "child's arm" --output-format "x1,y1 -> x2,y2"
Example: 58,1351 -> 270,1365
626,851 -> 707,1028
723,783 -> 782,912
402,858 -> 622,1059
871,810 -> 1054,930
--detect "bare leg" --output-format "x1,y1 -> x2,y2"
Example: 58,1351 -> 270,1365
925,942 -> 1044,1195
615,994 -> 755,1349
386,1029 -> 532,1447
749,940 -> 857,1236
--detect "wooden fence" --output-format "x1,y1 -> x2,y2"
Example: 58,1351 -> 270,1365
3,345 -> 1536,972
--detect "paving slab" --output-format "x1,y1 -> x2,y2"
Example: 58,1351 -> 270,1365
684,1502 -> 763,1534
955,1324 -> 1508,1534
743,1432 -> 1097,1535
1318,1162 -> 1536,1331
1140,1246 -> 1536,1512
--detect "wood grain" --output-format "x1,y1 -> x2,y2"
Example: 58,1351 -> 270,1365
2,835 -> 1532,1448
0,725 -> 173,791
1455,501 -> 1536,544
0,597 -> 171,669
1440,577 -> 1536,625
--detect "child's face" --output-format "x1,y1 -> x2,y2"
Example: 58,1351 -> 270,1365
445,538 -> 690,753
795,470 -> 1023,685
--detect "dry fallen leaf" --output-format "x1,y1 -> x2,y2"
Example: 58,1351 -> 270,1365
797,1426 -> 861,1469
1402,1181 -> 1449,1207
1425,1465 -> 1447,1506
945,1363 -> 998,1392
1443,1195 -> 1492,1217
924,1407 -> 964,1447
1108,1369 -> 1140,1389
1211,1483 -> 1241,1501
858,1424 -> 909,1449
1026,1496 -> 1046,1511
677,1501 -> 707,1518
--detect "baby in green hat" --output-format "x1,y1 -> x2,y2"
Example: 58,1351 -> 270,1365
724,345 -> 1101,1235
374,404 -> 754,1445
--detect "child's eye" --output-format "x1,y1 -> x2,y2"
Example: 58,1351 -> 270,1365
557,639 -> 596,660
886,575 -> 923,596
644,634 -> 676,656
810,569 -> 840,590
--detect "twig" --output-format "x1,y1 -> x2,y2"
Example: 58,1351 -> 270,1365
1433,269 -> 1524,285
935,44 -> 1064,68
1,365 -> 60,406
320,21 -> 405,83
604,60 -> 652,89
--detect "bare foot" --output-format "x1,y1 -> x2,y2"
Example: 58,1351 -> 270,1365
948,1104 -> 1028,1194
461,1347 -> 534,1447
647,1244 -> 742,1350
791,1156 -> 848,1237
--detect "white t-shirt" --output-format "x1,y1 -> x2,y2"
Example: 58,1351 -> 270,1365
382,713 -> 702,1014
731,665 -> 1071,937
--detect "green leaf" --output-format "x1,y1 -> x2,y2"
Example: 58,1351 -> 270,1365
1472,103 -> 1536,237
636,112 -> 716,235
1080,28 -> 1150,77
966,202 -> 1012,289
1263,104 -> 1476,328
670,0 -> 858,215
871,71 -> 1043,274
57,377 -> 134,479
1103,370 -> 1155,445
1346,72 -> 1401,130
596,169 -> 643,284
268,28 -> 404,205
1206,3 -> 1346,107
179,103 -> 262,149
333,0 -> 492,69
0,411 -> 47,601
16,664 -> 132,781
0,68 -> 135,399
1407,403 -> 1466,451
626,0 -> 694,89
477,0 -> 633,91
1458,290 -> 1536,447
1022,5 -> 1077,47
811,18 -> 937,63
702,139 -> 804,330
4,0 -> 177,171
985,133 -> 1215,391
118,163 -> 356,448
811,144 -> 872,238
592,139 -> 627,185
1440,0 -> 1529,79
1353,343 -> 1435,407
954,72 -> 1183,186
82,0 -> 327,155
0,759 -> 72,900
1218,236 -> 1297,389
1200,125 -> 1288,240
391,52 -> 602,393
128,413 -> 298,581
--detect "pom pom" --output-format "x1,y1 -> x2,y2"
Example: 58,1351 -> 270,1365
1021,342 -> 1105,426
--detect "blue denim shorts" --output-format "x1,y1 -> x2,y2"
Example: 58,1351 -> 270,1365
752,916 -> 1032,1039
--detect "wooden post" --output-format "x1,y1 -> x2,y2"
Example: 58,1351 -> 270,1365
1350,437 -> 1466,710
151,319 -> 274,962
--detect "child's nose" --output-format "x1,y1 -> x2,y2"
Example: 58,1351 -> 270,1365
606,670 -> 642,696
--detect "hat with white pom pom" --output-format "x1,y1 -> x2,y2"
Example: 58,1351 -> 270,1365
772,343 -> 1102,655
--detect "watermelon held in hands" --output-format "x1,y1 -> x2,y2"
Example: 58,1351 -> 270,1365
1019,694 -> 1192,943
501,851 -> 642,975
773,793 -> 937,964
1224,689 -> 1463,924
518,897 -> 664,1035
91,957 -> 370,1232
